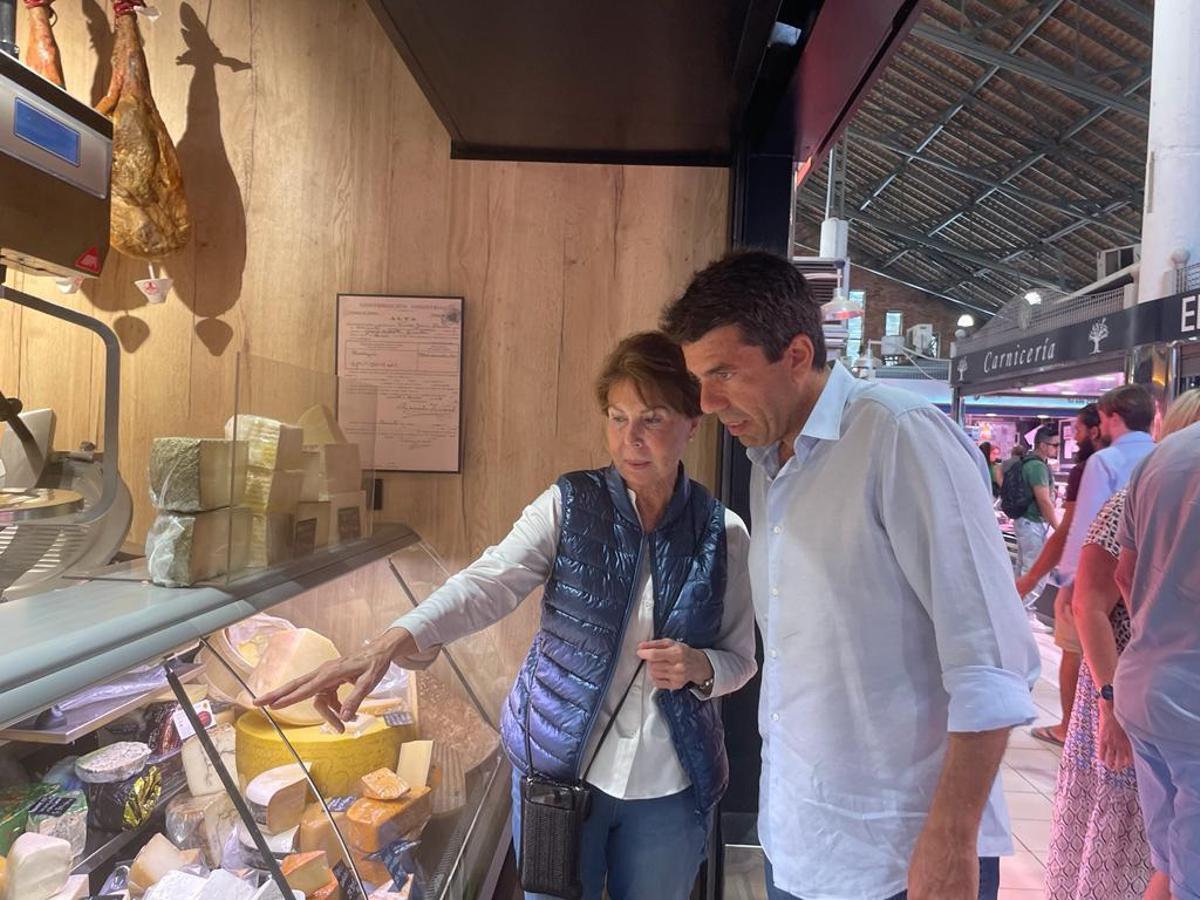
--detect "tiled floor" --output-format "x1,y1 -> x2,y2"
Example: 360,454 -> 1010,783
724,630 -> 1065,900
999,628 -> 1064,900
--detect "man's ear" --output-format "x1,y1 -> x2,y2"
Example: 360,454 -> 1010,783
783,333 -> 816,381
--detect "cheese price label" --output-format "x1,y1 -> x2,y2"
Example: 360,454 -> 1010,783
295,518 -> 318,557
383,711 -> 414,727
28,794 -> 76,818
332,859 -> 367,900
338,507 -> 362,542
327,795 -> 356,813
171,699 -> 214,742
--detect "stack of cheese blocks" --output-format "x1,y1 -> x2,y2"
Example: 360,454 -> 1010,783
145,435 -> 251,587
304,742 -> 434,890
295,405 -> 367,550
224,414 -> 307,569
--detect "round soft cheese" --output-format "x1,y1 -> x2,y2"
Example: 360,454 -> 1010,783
235,711 -> 413,797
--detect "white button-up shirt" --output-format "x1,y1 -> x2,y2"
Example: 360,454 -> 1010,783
393,483 -> 757,800
747,363 -> 1039,899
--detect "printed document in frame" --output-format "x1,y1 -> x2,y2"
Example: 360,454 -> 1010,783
336,294 -> 463,472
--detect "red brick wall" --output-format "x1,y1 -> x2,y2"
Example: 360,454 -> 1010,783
850,266 -> 962,355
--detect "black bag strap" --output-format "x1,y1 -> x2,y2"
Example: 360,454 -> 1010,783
582,660 -> 645,781
522,657 -> 646,781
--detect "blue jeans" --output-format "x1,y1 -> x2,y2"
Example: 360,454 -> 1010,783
764,855 -> 1000,900
1014,517 -> 1049,608
1129,731 -> 1200,900
511,773 -> 708,900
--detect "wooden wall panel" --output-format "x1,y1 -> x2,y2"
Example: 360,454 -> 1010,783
7,0 -> 728,680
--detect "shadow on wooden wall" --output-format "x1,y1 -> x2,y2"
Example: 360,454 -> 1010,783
172,0 -> 248,357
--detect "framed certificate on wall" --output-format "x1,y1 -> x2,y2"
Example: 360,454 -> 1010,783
335,293 -> 464,473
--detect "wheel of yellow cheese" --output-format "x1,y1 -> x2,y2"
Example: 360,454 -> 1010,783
234,711 -> 417,797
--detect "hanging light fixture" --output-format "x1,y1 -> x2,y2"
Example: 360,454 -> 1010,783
822,286 -> 863,321
1024,290 -> 1043,305
957,313 -> 976,328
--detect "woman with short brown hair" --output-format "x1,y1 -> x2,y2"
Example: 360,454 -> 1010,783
261,331 -> 756,899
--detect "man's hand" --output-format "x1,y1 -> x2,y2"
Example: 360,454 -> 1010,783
907,728 -> 1008,899
1015,574 -> 1034,600
907,827 -> 979,900
254,627 -> 414,732
636,639 -> 713,691
1098,704 -> 1133,771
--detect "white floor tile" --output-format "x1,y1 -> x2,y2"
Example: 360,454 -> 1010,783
1000,850 -> 1046,891
1006,791 -> 1054,822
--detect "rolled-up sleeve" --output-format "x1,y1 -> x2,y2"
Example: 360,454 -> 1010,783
696,510 -> 758,699
392,486 -> 559,652
880,409 -> 1040,732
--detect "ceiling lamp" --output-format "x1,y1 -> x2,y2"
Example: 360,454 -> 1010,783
1024,290 -> 1043,305
957,313 -> 976,328
822,287 -> 863,321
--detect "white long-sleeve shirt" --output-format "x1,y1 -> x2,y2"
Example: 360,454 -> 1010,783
393,483 -> 757,800
747,363 -> 1040,900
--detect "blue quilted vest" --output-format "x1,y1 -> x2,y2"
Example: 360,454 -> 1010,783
499,464 -> 729,816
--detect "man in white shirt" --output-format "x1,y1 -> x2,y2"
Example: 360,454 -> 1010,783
662,250 -> 1040,900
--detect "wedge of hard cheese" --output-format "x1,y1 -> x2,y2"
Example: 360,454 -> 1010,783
360,768 -> 409,801
280,850 -> 333,894
298,405 -> 348,446
225,415 -> 305,471
181,723 -> 237,797
395,741 -> 433,791
299,443 -> 361,500
346,786 -> 432,853
245,763 -> 312,834
149,438 -> 248,512
4,832 -> 72,900
249,513 -> 294,568
299,798 -> 352,868
145,507 -> 251,587
127,833 -> 202,896
242,468 -> 304,515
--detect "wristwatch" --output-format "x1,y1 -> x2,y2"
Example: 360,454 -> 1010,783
1098,683 -> 1114,702
693,675 -> 715,696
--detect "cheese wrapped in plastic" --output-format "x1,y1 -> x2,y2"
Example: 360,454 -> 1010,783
146,507 -> 251,587
27,789 -> 87,859
242,629 -> 343,726
149,438 -> 247,512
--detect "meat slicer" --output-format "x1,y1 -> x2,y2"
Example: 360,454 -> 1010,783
0,35 -> 131,598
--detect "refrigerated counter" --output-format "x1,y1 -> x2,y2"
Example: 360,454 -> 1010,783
0,526 -> 514,899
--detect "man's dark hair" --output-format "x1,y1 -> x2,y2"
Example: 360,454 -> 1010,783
1077,402 -> 1100,430
1098,384 -> 1156,433
1035,425 -> 1059,447
660,250 -> 827,368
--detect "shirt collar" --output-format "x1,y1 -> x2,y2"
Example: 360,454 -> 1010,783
1113,430 -> 1154,447
746,362 -> 856,469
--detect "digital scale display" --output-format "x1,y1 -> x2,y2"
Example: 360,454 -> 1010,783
13,97 -> 81,167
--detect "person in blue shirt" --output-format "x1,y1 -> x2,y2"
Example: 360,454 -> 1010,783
662,250 -> 1039,900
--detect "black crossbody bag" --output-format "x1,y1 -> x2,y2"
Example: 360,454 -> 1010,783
518,660 -> 646,899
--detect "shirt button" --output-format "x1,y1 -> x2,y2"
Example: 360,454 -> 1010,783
770,586 -> 780,597
772,525 -> 782,535
769,649 -> 778,659
771,713 -> 780,722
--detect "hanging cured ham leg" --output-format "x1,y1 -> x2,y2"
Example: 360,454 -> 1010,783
23,0 -> 65,87
96,0 -> 192,260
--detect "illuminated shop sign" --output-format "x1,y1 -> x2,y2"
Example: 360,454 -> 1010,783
952,291 -> 1200,387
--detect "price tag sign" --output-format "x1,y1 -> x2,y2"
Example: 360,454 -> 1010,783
171,699 -> 214,742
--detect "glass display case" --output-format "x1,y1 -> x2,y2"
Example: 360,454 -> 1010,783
0,535 -> 516,899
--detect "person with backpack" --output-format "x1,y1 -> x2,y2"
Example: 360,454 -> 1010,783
1003,425 -> 1061,613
